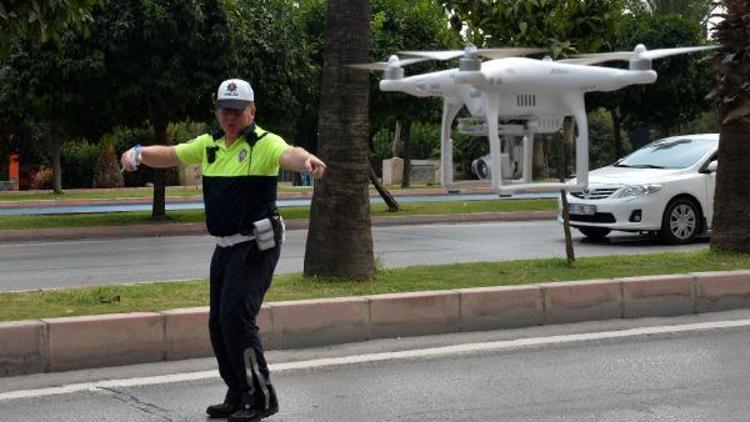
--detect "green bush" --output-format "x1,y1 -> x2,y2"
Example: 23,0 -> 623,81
169,120 -> 209,145
682,110 -> 720,135
62,140 -> 99,189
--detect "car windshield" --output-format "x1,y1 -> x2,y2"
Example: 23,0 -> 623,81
615,137 -> 716,169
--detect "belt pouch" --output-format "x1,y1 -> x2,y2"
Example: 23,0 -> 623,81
253,218 -> 276,251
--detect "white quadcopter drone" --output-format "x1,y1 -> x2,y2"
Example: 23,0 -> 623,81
353,44 -> 714,193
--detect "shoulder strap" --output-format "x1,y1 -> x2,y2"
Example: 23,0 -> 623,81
249,132 -> 270,148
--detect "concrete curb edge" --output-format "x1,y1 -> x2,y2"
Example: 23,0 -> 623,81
2,268 -> 749,377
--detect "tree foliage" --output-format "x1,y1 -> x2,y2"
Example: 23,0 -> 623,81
608,12 -> 712,138
629,0 -> 716,28
1,31 -> 108,192
0,0 -> 100,53
443,0 -> 623,56
85,0 -> 311,217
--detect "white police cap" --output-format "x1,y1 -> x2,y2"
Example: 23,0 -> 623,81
216,79 -> 254,110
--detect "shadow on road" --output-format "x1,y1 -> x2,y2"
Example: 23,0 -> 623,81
577,234 -> 710,248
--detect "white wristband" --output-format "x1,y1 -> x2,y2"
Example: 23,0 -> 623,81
130,144 -> 142,168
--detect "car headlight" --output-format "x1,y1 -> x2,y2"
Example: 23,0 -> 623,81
613,184 -> 663,198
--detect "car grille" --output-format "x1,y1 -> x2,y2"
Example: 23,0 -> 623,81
570,213 -> 616,223
570,187 -> 619,200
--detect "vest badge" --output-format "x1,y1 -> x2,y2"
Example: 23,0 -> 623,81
239,149 -> 248,163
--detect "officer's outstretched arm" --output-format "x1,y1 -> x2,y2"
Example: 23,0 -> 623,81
121,145 -> 180,172
280,147 -> 326,179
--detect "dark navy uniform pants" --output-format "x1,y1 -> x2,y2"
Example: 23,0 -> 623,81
209,240 -> 280,405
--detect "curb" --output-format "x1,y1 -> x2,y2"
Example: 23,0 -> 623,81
2,269 -> 749,377
0,211 -> 557,243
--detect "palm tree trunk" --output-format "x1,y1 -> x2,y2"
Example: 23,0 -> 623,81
711,119 -> 750,252
304,0 -> 375,279
708,0 -> 750,253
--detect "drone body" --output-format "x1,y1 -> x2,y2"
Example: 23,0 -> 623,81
355,45 -> 713,193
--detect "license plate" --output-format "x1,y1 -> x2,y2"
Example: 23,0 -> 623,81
569,204 -> 596,215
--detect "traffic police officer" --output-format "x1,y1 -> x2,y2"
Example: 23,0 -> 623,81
121,79 -> 326,421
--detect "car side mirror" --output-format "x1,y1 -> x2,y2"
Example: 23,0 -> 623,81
705,160 -> 718,173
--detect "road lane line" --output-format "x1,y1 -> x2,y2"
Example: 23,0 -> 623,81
2,318 -> 749,402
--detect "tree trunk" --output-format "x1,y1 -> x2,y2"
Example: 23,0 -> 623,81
392,119 -> 401,157
147,95 -> 170,221
610,107 -> 624,159
400,119 -> 412,188
370,164 -> 399,212
50,136 -> 63,194
711,119 -> 750,253
304,0 -> 375,279
533,137 -> 548,180
559,117 -> 576,263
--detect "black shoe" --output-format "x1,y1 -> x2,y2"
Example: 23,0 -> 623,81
227,385 -> 279,422
207,402 -> 242,418
206,390 -> 242,418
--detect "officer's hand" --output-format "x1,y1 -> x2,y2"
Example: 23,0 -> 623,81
120,147 -> 140,172
306,155 -> 327,179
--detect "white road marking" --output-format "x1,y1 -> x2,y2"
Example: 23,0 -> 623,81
2,318 -> 749,402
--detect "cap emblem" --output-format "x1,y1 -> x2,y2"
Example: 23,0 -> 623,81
225,82 -> 239,97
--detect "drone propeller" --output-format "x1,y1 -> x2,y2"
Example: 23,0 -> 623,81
562,44 -> 716,67
400,46 -> 548,62
348,55 -> 429,71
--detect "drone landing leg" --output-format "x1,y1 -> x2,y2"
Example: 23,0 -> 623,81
484,96 -> 502,190
440,100 -> 462,188
562,93 -> 589,189
522,128 -> 534,184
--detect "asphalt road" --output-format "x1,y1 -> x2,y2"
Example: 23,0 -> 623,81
2,311 -> 749,422
0,221 -> 707,292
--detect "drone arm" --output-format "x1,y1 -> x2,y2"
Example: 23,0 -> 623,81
440,99 -> 463,187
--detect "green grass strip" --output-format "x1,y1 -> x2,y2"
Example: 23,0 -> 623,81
1,249 -> 748,322
0,199 -> 556,230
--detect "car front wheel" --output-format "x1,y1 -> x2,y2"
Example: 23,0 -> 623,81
578,227 -> 611,240
660,198 -> 701,244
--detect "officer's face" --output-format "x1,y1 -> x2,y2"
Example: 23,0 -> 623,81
216,105 -> 255,140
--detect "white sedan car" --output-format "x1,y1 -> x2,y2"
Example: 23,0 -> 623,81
559,134 -> 718,244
